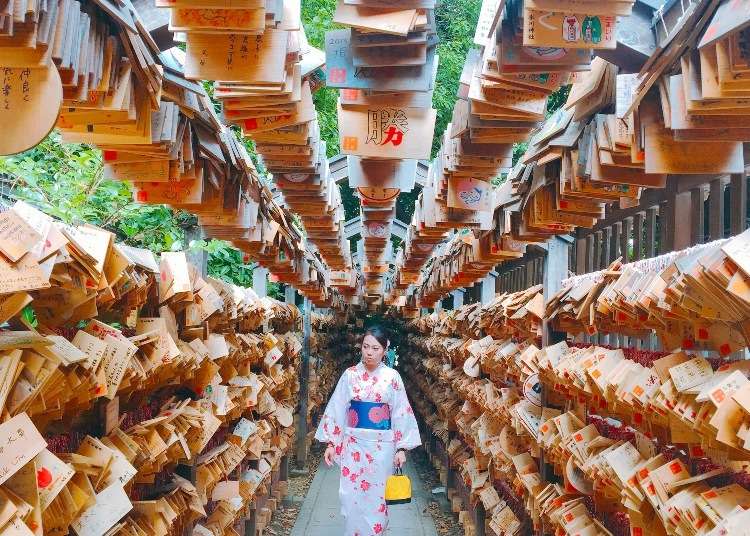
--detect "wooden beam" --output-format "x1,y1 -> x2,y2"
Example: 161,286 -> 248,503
730,173 -> 747,236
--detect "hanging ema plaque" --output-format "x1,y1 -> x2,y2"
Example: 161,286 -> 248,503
0,63 -> 62,156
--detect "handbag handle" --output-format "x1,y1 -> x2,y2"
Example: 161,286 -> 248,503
393,466 -> 404,475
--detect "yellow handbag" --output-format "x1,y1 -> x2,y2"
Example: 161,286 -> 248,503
384,466 -> 412,505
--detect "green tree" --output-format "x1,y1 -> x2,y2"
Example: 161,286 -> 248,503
0,132 -> 280,296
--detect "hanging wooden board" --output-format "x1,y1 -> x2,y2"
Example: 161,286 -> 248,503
0,63 -> 62,156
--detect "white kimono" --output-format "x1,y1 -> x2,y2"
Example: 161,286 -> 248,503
315,361 -> 421,536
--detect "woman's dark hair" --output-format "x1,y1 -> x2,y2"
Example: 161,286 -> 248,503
363,325 -> 390,349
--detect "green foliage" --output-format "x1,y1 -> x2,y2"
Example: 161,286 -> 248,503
301,0 -> 483,225
511,85 -> 571,165
192,239 -> 256,287
302,0 -> 340,160
547,84 -> 571,116
0,132 -> 274,292
432,0 -> 483,158
267,281 -> 283,301
21,305 -> 37,328
314,87 -> 341,158
301,0 -> 337,48
0,133 -> 193,253
512,141 -> 529,166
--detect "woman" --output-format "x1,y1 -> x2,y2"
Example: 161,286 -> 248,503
314,325 -> 421,536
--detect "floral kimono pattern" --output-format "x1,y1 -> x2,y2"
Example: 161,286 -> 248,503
315,361 -> 421,536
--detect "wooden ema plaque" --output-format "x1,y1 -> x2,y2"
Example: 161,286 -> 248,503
0,63 -> 62,155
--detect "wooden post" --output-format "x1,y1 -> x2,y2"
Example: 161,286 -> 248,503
691,187 -> 705,245
96,396 -> 119,437
481,273 -> 496,303
515,268 -> 522,291
601,227 -> 612,268
621,217 -> 632,264
610,222 -> 621,262
664,190 -> 692,252
284,285 -> 296,305
475,501 -> 487,536
295,297 -> 312,468
709,178 -> 725,241
659,200 -> 669,254
445,431 -> 456,497
633,212 -> 644,261
253,267 -> 269,298
280,455 -> 289,481
730,173 -> 747,237
245,460 -> 261,536
584,234 -> 594,273
645,207 -> 657,259
185,226 -> 208,277
540,236 -> 570,536
593,231 -> 602,271
575,235 -> 587,274
516,267 -> 523,291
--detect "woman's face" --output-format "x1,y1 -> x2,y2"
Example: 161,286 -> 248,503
361,334 -> 386,368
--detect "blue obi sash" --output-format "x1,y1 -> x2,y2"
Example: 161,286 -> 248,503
347,400 -> 391,430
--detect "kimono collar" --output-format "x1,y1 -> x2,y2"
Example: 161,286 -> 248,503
357,360 -> 385,374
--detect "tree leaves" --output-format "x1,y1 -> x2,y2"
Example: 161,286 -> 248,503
0,132 -> 274,293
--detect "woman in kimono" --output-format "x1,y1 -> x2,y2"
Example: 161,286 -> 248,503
315,325 -> 421,536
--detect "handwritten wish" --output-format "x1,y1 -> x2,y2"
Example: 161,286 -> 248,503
0,413 -> 46,486
70,483 -> 132,536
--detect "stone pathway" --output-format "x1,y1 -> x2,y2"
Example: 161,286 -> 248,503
290,456 -> 439,536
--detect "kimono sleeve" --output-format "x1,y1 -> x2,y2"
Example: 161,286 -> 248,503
390,371 -> 421,450
314,369 -> 349,452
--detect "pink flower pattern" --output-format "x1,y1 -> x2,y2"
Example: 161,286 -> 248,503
368,404 -> 390,424
348,409 -> 359,427
313,362 -> 421,535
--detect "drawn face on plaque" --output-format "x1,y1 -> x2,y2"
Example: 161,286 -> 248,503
365,222 -> 387,238
456,179 -> 486,208
356,187 -> 400,203
522,47 -> 568,61
282,173 -> 311,183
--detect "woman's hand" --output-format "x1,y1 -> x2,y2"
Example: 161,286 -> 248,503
324,445 -> 336,467
394,449 -> 406,468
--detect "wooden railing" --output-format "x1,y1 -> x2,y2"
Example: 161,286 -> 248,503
573,174 -> 748,274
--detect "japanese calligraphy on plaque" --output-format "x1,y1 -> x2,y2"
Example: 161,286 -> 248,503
0,64 -> 62,156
